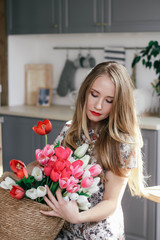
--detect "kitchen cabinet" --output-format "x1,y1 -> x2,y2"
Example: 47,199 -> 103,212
1,115 -> 65,171
110,0 -> 160,32
6,0 -> 160,34
122,129 -> 157,240
6,0 -> 63,34
6,0 -> 110,34
63,0 -> 110,33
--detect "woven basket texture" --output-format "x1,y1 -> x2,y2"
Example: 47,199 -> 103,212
0,172 -> 64,240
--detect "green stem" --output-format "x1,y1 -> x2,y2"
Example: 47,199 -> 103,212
45,134 -> 48,145
46,176 -> 49,186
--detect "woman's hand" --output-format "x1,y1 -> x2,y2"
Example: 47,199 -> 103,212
40,186 -> 81,224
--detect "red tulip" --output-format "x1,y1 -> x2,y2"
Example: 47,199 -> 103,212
10,185 -> 25,200
10,159 -> 28,179
54,146 -> 72,161
32,119 -> 52,135
50,169 -> 60,182
44,161 -> 54,176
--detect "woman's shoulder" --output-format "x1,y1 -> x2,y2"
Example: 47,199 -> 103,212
119,134 -> 137,169
54,120 -> 72,145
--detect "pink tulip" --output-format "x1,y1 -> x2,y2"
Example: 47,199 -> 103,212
89,164 -> 102,177
81,177 -> 94,188
72,160 -> 83,168
59,175 -> 70,189
72,165 -> 84,179
67,176 -> 79,185
35,149 -> 49,166
67,183 -> 80,193
43,144 -> 54,157
49,155 -> 57,162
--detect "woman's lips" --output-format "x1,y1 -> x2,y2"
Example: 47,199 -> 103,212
90,111 -> 101,116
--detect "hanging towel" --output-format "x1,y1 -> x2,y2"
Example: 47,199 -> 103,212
57,59 -> 77,97
104,47 -> 126,66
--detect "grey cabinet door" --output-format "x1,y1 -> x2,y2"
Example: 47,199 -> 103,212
110,0 -> 160,32
122,129 -> 157,240
63,0 -> 100,33
6,0 -> 63,34
1,115 -> 65,172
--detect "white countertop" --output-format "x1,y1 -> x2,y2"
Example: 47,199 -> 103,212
0,105 -> 160,130
0,105 -> 74,122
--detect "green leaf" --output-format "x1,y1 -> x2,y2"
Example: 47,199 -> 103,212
131,56 -> 141,68
78,192 -> 90,198
147,55 -> 151,61
146,61 -> 152,68
153,60 -> 160,69
54,141 -> 61,149
16,176 -> 35,190
142,59 -> 146,65
50,181 -> 59,196
148,40 -> 154,46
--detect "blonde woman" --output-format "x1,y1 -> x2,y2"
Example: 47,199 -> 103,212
40,62 -> 148,239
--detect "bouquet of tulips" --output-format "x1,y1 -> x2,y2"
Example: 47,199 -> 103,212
0,119 -> 102,211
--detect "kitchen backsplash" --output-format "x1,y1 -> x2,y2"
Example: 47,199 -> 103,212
8,32 -> 160,112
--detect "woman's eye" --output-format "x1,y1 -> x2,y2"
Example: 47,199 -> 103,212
91,92 -> 97,97
106,99 -> 113,104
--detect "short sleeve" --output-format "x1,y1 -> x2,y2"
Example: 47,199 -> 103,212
120,140 -> 137,169
53,120 -> 72,145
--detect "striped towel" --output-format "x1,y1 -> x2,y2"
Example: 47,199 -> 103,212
104,47 -> 126,66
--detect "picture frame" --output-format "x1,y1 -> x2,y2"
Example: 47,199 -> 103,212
37,88 -> 52,107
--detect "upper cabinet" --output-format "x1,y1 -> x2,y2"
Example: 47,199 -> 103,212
6,0 -> 63,34
6,0 -> 160,35
62,0 -> 110,33
110,0 -> 160,32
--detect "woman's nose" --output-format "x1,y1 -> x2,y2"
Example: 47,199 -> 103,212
95,99 -> 103,109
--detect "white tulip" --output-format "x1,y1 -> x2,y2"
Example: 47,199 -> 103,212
0,181 -> 8,189
93,177 -> 100,185
86,185 -> 99,194
70,193 -> 79,201
31,167 -> 43,181
82,170 -> 91,179
80,155 -> 90,168
36,186 -> 47,197
69,157 -> 75,163
79,202 -> 91,211
26,188 -> 37,200
77,195 -> 91,210
84,164 -> 93,171
74,144 -> 89,158
63,196 -> 70,202
0,177 -> 16,190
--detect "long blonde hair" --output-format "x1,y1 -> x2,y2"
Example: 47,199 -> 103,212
64,61 -> 146,197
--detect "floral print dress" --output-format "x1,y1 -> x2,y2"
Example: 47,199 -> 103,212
54,121 -> 137,240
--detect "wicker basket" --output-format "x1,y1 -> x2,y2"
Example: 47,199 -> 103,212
0,172 -> 64,240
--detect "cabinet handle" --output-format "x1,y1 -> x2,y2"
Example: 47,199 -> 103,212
103,23 -> 108,26
54,24 -> 59,28
96,23 -> 101,26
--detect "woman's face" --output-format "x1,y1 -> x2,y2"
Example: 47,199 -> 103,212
86,75 -> 115,129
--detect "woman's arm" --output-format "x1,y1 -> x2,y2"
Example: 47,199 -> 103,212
40,169 -> 130,224
79,169 -> 130,223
